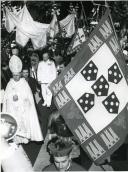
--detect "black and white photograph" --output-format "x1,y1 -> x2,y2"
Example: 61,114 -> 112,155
1,0 -> 128,171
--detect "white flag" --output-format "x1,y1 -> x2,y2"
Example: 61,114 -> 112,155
48,14 -> 58,38
49,14 -> 76,38
60,14 -> 76,38
5,5 -> 49,49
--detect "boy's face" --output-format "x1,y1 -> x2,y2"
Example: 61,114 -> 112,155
54,155 -> 71,171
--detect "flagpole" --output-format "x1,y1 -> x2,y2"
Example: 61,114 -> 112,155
109,9 -> 125,55
74,10 -> 84,47
55,13 -> 62,38
52,1 -> 62,38
108,12 -> 118,42
101,1 -> 122,51
105,1 -> 119,43
80,1 -> 89,29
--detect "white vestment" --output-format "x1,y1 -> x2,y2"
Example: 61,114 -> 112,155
2,78 -> 43,143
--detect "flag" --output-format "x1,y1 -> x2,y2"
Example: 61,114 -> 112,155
48,14 -> 58,38
67,27 -> 87,55
60,14 -> 75,38
49,13 -> 75,38
67,11 -> 87,55
50,9 -> 128,165
16,5 -> 49,49
4,7 -> 18,33
4,5 -> 49,49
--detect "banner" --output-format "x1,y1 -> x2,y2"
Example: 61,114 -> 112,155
67,10 -> 87,55
49,13 -> 75,38
60,14 -> 75,38
50,9 -> 128,164
67,26 -> 87,55
5,5 -> 75,48
5,5 -> 49,49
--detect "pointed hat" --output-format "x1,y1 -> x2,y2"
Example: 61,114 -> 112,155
9,55 -> 22,74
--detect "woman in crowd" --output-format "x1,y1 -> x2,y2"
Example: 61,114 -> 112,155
2,55 -> 43,144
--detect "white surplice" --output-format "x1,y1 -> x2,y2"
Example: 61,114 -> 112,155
2,78 -> 43,143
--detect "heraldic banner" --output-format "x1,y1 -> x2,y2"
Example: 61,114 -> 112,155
50,9 -> 128,164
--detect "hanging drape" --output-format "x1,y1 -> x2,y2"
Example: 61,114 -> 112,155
5,5 -> 76,49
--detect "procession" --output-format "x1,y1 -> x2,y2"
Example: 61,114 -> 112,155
1,1 -> 128,171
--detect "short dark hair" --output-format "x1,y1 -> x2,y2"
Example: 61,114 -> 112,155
48,111 -> 73,137
11,46 -> 19,50
42,52 -> 49,57
22,64 -> 30,73
48,137 -> 73,157
41,48 -> 49,54
31,52 -> 39,59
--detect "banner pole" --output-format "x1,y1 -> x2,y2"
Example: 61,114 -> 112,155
107,1 -> 124,53
80,1 -> 89,29
109,12 -> 118,42
104,1 -> 118,42
52,1 -> 62,38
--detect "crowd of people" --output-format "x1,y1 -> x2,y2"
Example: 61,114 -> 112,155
1,45 -> 84,171
1,25 -> 128,171
1,43 -> 116,172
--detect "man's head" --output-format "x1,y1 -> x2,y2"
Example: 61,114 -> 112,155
30,53 -> 39,66
22,69 -> 29,79
57,61 -> 65,75
54,155 -> 71,171
11,46 -> 19,56
12,72 -> 21,82
42,52 -> 49,62
48,137 -> 73,171
22,65 -> 30,79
